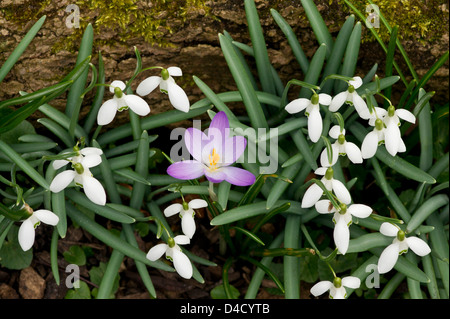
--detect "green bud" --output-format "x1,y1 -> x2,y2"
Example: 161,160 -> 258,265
73,163 -> 84,175
347,85 -> 355,93
388,105 -> 396,117
325,167 -> 334,180
333,276 -> 342,288
338,134 -> 346,145
114,86 -> 123,98
161,68 -> 170,81
397,230 -> 406,241
311,93 -> 319,105
167,237 -> 176,248
182,201 -> 189,211
375,118 -> 384,130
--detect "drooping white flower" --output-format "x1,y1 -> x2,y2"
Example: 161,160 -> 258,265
285,93 -> 332,143
301,167 -> 351,208
146,235 -> 193,279
377,222 -> 431,274
97,80 -> 151,126
320,125 -> 363,167
50,147 -> 106,206
361,107 -> 388,159
382,106 -> 416,157
329,77 -> 370,119
315,200 -> 372,254
137,67 -> 190,113
311,276 -> 361,299
18,208 -> 59,251
164,199 -> 208,239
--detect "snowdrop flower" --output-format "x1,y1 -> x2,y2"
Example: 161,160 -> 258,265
146,235 -> 193,279
329,77 -> 370,119
164,199 -> 208,239
361,108 -> 388,159
50,146 -> 106,206
18,206 -> 59,251
137,67 -> 190,113
315,200 -> 372,254
301,167 -> 351,208
285,93 -> 332,143
311,276 -> 361,299
97,80 -> 150,126
320,125 -> 363,167
382,105 -> 416,157
167,111 -> 255,186
377,222 -> 431,274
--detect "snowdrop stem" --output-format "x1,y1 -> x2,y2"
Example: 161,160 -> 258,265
139,66 -> 164,73
91,125 -> 102,143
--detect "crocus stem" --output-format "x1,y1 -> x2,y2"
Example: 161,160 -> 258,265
209,181 -> 218,202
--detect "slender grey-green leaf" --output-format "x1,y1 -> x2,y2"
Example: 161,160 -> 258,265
300,0 -> 333,56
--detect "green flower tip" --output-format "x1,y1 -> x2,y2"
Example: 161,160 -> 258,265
325,167 -> 334,180
161,68 -> 170,81
375,118 -> 384,130
167,236 -> 176,248
348,85 -> 355,93
114,86 -> 123,98
388,105 -> 396,117
339,203 -> 347,214
338,134 -> 346,145
333,276 -> 342,288
182,201 -> 189,211
73,163 -> 84,175
397,230 -> 406,241
311,93 -> 319,105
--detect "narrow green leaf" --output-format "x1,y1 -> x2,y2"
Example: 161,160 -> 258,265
417,89 -> 434,171
300,0 -> 333,56
384,25 -> 398,106
83,51 -> 105,134
299,44 -> 327,99
37,118 -> 74,148
406,194 -> 449,233
233,226 -> 265,246
266,165 -> 298,210
335,22 -> 361,93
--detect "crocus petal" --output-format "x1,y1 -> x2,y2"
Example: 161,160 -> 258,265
221,135 -> 247,165
50,170 -> 76,193
334,217 -> 350,254
380,222 -> 399,237
18,219 -> 35,251
301,183 -> 323,208
331,179 -> 351,204
345,142 -> 363,164
349,76 -> 363,89
342,276 -> 361,289
329,91 -> 348,112
219,166 -> 255,186
167,81 -> 190,113
97,99 -> 118,126
361,130 -> 379,159
146,243 -> 168,261
33,210 -> 59,226
172,249 -> 193,279
189,199 -> 208,209
164,203 -> 183,217
396,109 -> 416,124
284,98 -> 310,114
174,235 -> 191,245
125,95 -> 151,116
318,93 -> 332,106
181,213 -> 196,239
204,168 -> 227,183
110,80 -> 126,93
136,76 -> 162,96
310,281 -> 333,297
167,160 -> 205,180
348,204 -> 372,219
167,66 -> 182,77
315,199 -> 334,214
208,111 -> 229,137
406,237 -> 431,256
378,242 -> 400,274
307,106 -> 322,143
184,127 -> 208,163
53,159 -> 69,170
82,176 -> 107,206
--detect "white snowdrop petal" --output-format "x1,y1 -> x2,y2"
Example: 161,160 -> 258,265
406,237 -> 431,257
172,249 -> 193,279
53,159 -> 70,170
50,170 -> 76,193
314,167 -> 327,176
328,125 -> 342,139
80,147 -> 103,157
320,144 -> 338,167
332,179 -> 352,204
164,203 -> 183,217
82,176 -> 107,206
136,76 -> 162,96
110,80 -> 126,93
189,199 -> 208,209
33,210 -> 59,226
167,81 -> 190,113
181,213 -> 196,239
97,99 -> 118,126
345,142 -> 363,164
301,183 -> 324,208
348,204 -> 372,219
125,95 -> 151,116
307,106 -> 322,143
331,287 -> 346,299
378,243 -> 400,274
352,94 -> 370,119
167,66 -> 183,77
81,154 -> 102,169
384,123 -> 400,157
174,235 -> 191,246
396,109 -> 416,124
146,244 -> 168,261
284,98 -> 310,114
318,93 -> 332,106
349,76 -> 363,89
310,281 -> 333,297
18,219 -> 35,251
342,276 -> 361,289
379,222 -> 399,237
361,130 -> 379,159
329,91 -> 348,112
315,199 -> 334,214
334,218 -> 350,254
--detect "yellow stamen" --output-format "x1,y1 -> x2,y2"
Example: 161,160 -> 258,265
208,148 -> 220,170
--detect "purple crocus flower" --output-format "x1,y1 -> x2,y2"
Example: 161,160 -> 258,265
167,111 -> 256,186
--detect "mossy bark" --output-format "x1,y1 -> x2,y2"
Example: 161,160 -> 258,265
0,0 -> 448,127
